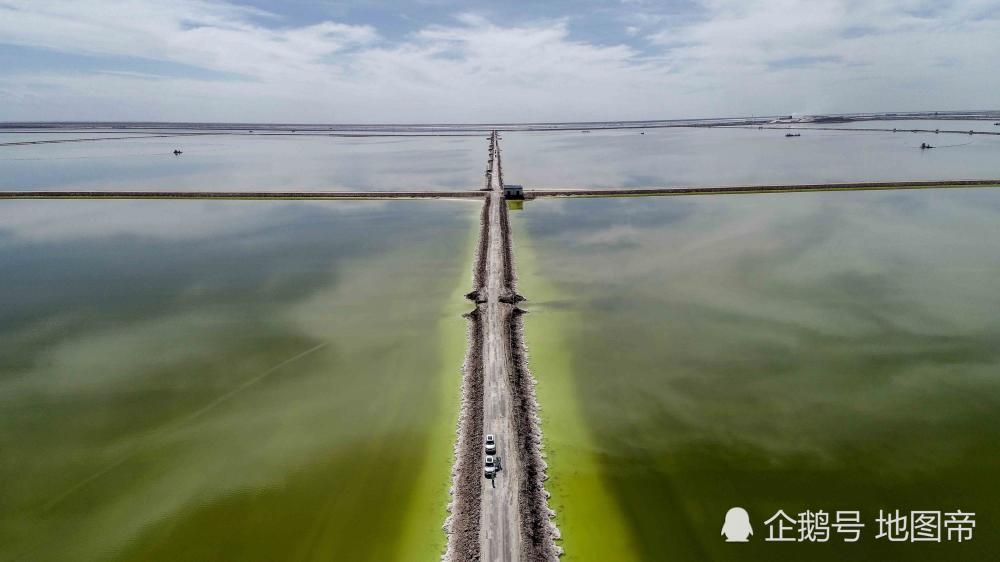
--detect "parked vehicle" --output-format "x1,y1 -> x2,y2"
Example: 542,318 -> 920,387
484,455 -> 497,479
485,434 -> 497,454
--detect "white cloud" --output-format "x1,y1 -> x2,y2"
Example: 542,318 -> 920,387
650,0 -> 1000,113
0,0 -> 377,79
0,0 -> 998,121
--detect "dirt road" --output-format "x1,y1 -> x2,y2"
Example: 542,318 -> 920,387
446,131 -> 557,562
479,186 -> 522,562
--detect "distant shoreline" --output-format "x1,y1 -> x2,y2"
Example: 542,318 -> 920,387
2,110 -> 999,134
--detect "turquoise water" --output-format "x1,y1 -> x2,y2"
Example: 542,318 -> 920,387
514,188 -> 1000,561
4,123 -> 1000,561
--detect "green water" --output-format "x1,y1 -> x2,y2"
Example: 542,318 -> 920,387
0,200 -> 476,561
513,188 -> 1000,561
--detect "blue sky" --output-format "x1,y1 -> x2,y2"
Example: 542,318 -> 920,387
0,0 -> 998,122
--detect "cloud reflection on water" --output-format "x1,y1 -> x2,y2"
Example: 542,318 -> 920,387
0,199 -> 475,561
519,188 -> 1000,560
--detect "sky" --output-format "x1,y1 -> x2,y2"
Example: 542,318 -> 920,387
0,0 -> 998,123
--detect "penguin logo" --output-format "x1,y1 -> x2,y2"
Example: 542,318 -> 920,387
721,507 -> 753,542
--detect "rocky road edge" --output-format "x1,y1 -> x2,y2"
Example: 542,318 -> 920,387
443,308 -> 485,562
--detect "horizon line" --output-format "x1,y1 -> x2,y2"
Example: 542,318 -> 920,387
2,109 -> 1000,129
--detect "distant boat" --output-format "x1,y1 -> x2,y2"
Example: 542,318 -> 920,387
581,130 -> 590,133
173,149 -> 183,155
785,133 -> 801,137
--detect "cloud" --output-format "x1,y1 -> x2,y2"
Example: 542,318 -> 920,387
646,0 -> 1000,114
0,0 -> 998,121
0,4 -> 670,121
0,0 -> 377,79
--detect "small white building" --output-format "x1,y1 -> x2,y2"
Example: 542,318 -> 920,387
503,184 -> 524,199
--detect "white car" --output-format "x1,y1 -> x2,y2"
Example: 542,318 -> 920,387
485,434 -> 497,454
484,455 -> 496,479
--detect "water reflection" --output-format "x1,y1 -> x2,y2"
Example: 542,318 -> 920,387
0,200 -> 475,561
0,135 -> 484,191
516,189 -> 1000,561
5,122 -> 1000,192
502,122 -> 1000,188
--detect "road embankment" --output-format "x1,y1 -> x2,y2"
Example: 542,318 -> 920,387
497,200 -> 522,304
466,195 -> 492,304
526,180 -> 1000,199
508,307 -> 560,561
444,308 -> 486,561
446,142 -> 493,561
0,190 -> 486,200
6,180 -> 996,202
